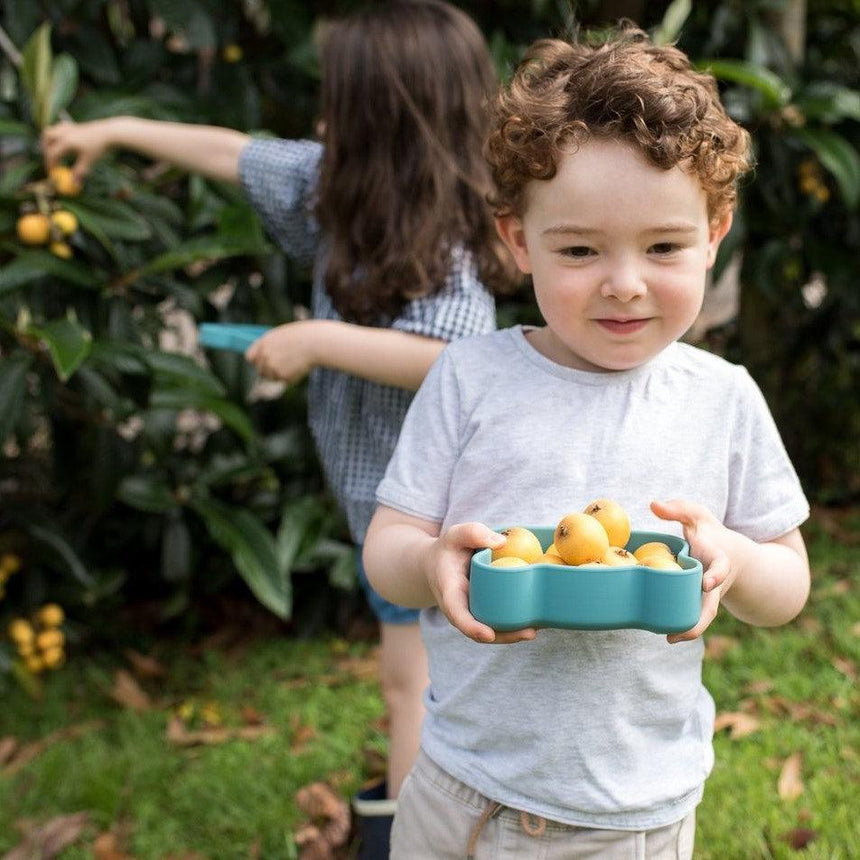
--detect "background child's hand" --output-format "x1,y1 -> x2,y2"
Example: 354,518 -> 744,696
42,121 -> 111,181
427,523 -> 537,645
650,499 -> 736,644
245,321 -> 319,383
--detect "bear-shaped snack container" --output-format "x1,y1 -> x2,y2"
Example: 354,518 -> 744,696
198,323 -> 270,353
470,529 -> 703,634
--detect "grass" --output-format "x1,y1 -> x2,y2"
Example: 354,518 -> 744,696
0,515 -> 858,859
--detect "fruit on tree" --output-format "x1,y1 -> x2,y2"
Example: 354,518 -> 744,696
492,526 -> 543,564
16,213 -> 51,245
49,166 -> 82,196
553,512 -> 610,565
50,210 -> 78,236
583,498 -> 631,547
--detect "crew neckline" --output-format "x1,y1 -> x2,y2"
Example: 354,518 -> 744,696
509,325 -> 676,386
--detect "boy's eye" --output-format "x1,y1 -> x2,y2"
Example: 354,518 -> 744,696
649,242 -> 678,255
561,246 -> 594,258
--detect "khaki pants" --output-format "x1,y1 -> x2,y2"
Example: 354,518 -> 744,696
391,750 -> 696,860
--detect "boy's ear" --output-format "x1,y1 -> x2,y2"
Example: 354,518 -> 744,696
495,215 -> 532,274
706,212 -> 733,269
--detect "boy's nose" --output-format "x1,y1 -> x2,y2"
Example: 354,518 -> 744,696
600,263 -> 647,302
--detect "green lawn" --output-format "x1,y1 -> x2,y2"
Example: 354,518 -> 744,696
0,516 -> 857,859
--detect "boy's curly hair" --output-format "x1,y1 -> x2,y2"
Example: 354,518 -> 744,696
486,26 -> 753,225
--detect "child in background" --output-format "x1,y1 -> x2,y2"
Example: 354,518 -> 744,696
43,1 -> 513,853
363,26 -> 811,859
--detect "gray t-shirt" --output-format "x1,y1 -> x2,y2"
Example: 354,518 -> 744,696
376,327 -> 809,830
238,138 -> 497,541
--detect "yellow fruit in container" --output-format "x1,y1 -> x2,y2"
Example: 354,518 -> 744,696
639,555 -> 683,571
633,542 -> 675,564
16,213 -> 51,245
492,526 -> 543,564
554,512 -> 610,565
490,557 -> 528,568
537,552 -> 567,565
583,498 -> 631,547
49,165 -> 82,196
602,546 -> 637,567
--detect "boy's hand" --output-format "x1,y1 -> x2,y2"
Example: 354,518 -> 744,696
428,523 -> 537,645
650,499 -> 735,644
245,321 -> 319,383
42,121 -> 111,181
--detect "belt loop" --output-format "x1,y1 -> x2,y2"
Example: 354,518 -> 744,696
519,811 -> 547,838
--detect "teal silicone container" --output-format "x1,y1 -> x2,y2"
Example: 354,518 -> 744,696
470,528 -> 702,634
198,323 -> 270,352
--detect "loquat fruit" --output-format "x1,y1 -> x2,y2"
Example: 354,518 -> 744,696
583,499 -> 631,548
24,654 -> 45,674
602,546 -> 637,567
35,628 -> 65,652
41,646 -> 65,669
8,619 -> 35,645
49,165 -> 82,197
639,555 -> 683,571
16,213 -> 51,245
632,542 -> 674,563
492,527 -> 543,565
36,603 -> 65,628
554,512 -> 610,566
50,210 -> 78,236
490,557 -> 528,568
0,553 -> 22,575
537,552 -> 567,566
49,241 -> 73,259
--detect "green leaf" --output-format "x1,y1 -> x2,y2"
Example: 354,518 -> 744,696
140,235 -> 272,275
0,252 -> 104,295
0,119 -> 33,137
796,83 -> 860,124
0,160 -> 40,195
276,496 -> 325,576
25,522 -> 96,587
117,474 -> 177,513
144,350 -> 226,397
0,354 -> 32,445
191,497 -> 290,619
696,59 -> 791,109
20,22 -> 52,125
794,128 -> 860,209
61,197 -> 151,241
46,53 -> 78,125
652,0 -> 691,46
29,314 -> 93,381
148,388 -> 255,441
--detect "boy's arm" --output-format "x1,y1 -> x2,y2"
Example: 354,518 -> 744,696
362,505 -> 537,644
245,319 -> 447,391
651,500 -> 810,643
42,118 -> 249,185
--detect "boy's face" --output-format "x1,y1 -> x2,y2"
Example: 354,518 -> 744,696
496,138 -> 732,372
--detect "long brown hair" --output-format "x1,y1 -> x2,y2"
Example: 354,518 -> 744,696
316,0 -> 515,325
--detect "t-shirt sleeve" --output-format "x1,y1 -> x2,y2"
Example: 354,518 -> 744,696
238,137 -> 322,268
392,248 -> 496,342
725,368 -> 810,541
375,349 -> 462,522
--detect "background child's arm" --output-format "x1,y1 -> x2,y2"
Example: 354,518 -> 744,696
245,319 -> 447,391
42,118 -> 249,185
363,505 -> 537,644
651,499 -> 810,643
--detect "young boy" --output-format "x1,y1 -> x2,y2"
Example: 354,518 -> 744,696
362,27 -> 811,859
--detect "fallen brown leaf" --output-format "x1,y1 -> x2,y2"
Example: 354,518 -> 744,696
289,716 -> 318,753
2,721 -> 106,776
240,706 -> 265,726
165,715 -> 274,747
713,711 -> 761,739
780,827 -> 817,850
778,752 -> 805,800
124,649 -> 166,678
4,812 -> 90,860
92,830 -> 136,860
831,657 -> 858,680
704,635 -> 739,661
294,782 -> 351,860
0,736 -> 18,767
109,669 -> 152,711
743,679 -> 775,696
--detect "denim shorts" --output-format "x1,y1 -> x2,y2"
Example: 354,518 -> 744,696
356,545 -> 420,625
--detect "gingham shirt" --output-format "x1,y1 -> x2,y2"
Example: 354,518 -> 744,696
238,138 -> 496,541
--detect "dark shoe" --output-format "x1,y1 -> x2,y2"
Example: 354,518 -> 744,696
353,780 -> 396,860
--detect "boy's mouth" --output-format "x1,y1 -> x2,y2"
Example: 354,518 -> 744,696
595,317 -> 650,334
